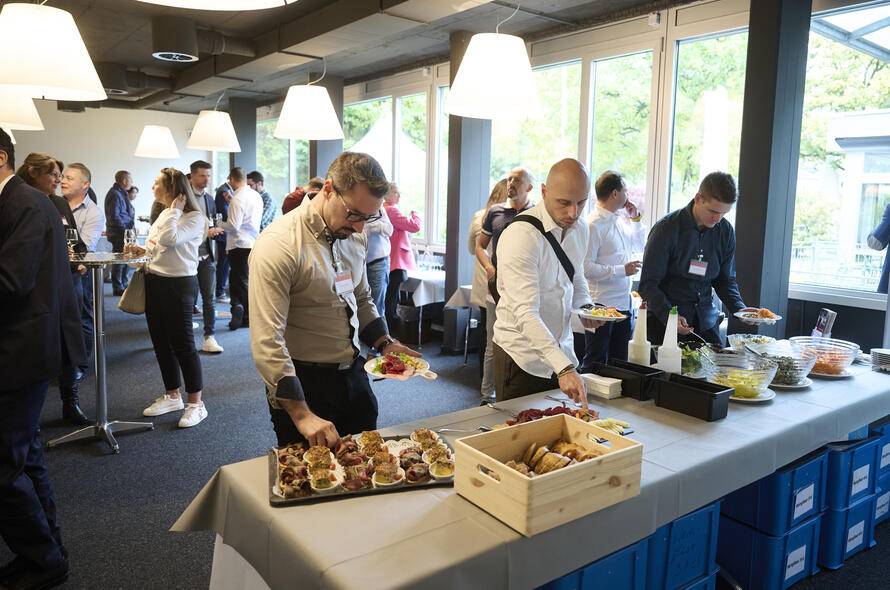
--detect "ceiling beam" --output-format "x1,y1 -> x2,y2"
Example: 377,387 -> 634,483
850,15 -> 890,40
812,20 -> 890,63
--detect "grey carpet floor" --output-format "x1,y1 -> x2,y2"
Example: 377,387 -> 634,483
2,285 -> 889,589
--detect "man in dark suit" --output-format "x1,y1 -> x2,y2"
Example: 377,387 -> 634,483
189,160 -> 226,353
104,170 -> 134,295
214,180 -> 233,301
0,129 -> 83,589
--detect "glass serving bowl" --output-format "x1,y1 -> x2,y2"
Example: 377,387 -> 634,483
727,333 -> 776,352
751,340 -> 817,386
705,352 -> 778,398
788,336 -> 860,376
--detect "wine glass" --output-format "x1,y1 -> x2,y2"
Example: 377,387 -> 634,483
213,213 -> 222,227
124,229 -> 137,247
65,228 -> 79,248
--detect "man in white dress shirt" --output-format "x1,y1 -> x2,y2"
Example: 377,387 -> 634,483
492,159 -> 603,407
581,171 -> 647,367
220,167 -> 262,330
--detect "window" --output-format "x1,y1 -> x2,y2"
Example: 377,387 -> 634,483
791,4 -> 890,292
668,32 -> 748,215
291,139 -> 309,187
256,119 -> 289,206
212,151 -> 229,190
343,97 -> 393,177
435,86 -> 450,244
490,60 -> 582,194
589,51 -> 654,204
395,92 -> 428,241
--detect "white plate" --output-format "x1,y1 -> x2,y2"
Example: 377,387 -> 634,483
730,390 -> 776,403
770,377 -> 813,390
574,308 -> 628,323
364,357 -> 433,381
733,311 -> 782,324
810,370 -> 853,379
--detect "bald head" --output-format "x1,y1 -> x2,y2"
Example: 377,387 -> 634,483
542,158 -> 590,229
505,167 -> 533,207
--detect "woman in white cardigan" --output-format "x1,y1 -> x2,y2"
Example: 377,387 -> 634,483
127,167 -> 209,428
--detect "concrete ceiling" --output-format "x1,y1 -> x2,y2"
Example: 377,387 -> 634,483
41,0 -> 682,114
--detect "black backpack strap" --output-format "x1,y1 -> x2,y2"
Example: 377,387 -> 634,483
511,215 -> 575,281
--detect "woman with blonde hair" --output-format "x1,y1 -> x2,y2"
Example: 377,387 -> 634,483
467,178 -> 508,400
127,167 -> 210,428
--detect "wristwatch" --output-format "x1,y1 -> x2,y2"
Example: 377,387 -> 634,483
376,336 -> 396,354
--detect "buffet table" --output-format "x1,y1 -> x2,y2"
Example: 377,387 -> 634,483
173,365 -> 890,590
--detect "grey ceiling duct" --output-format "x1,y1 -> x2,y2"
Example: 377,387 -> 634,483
57,101 -> 86,113
96,62 -> 130,95
152,16 -> 199,63
197,30 -> 255,58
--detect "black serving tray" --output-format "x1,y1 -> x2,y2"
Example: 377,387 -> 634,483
268,434 -> 454,506
653,373 -> 733,421
585,360 -> 665,401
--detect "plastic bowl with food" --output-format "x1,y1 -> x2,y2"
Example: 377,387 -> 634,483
727,333 -> 776,351
754,341 -> 817,385
788,336 -> 859,376
706,353 -> 778,398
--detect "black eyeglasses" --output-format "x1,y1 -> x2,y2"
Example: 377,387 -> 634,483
334,187 -> 383,223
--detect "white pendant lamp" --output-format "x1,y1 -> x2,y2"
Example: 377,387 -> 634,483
0,90 -> 44,131
0,4 -> 106,102
135,125 -> 180,159
187,110 -> 241,152
274,85 -> 344,141
137,1 -> 292,9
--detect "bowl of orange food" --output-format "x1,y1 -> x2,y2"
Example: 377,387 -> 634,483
789,336 -> 859,377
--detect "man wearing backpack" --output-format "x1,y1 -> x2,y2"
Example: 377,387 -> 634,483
492,159 -> 603,407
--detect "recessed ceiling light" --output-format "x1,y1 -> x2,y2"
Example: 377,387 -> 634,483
152,51 -> 199,63
137,1 -> 294,10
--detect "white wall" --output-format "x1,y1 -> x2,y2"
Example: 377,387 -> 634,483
13,100 -> 210,221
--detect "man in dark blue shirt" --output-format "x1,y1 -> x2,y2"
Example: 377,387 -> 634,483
639,172 -> 748,346
104,170 -> 134,295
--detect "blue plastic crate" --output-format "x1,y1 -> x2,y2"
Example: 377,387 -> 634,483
876,473 -> 890,525
538,571 -> 581,590
818,492 -> 877,569
848,425 -> 870,440
722,448 -> 827,536
680,571 -> 717,590
646,501 -> 720,590
717,514 -> 821,590
869,427 -> 890,478
580,539 -> 648,590
826,435 -> 881,510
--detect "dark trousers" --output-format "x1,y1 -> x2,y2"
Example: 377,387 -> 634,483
647,312 -> 723,347
107,229 -> 130,292
0,382 -> 65,570
215,241 -> 229,298
268,358 -> 378,447
78,273 -> 94,366
493,343 -> 559,402
384,268 -> 407,328
145,274 -> 203,394
228,248 -> 250,321
59,270 -> 87,396
581,310 -> 632,369
196,257 -> 216,337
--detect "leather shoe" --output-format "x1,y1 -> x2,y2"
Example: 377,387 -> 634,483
61,399 -> 90,426
1,559 -> 68,590
229,304 -> 244,330
0,558 -> 28,584
113,289 -> 124,296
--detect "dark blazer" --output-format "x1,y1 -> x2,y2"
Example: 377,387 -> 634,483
0,175 -> 86,390
870,204 -> 890,294
104,183 -> 134,230
198,190 -> 217,261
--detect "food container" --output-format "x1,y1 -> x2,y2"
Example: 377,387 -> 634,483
706,353 -> 777,399
454,415 -> 642,536
789,336 -> 859,376
752,341 -> 817,386
653,374 -> 733,421
727,333 -> 776,351
586,360 -> 664,401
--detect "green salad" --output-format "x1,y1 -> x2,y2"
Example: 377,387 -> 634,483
680,344 -> 703,375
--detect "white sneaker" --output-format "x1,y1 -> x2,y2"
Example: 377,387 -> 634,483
143,394 -> 184,417
202,335 -> 224,353
217,295 -> 230,304
192,322 -> 199,330
178,402 -> 208,428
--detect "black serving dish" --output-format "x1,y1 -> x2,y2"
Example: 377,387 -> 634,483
585,360 -> 665,401
653,373 -> 733,421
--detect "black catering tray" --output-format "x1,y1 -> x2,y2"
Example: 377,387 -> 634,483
585,360 -> 665,401
653,373 -> 733,421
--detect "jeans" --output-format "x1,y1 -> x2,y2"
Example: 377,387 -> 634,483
215,240 -> 229,298
481,300 -> 497,397
384,269 -> 407,328
78,272 -> 94,369
107,229 -> 130,293
581,309 -> 633,369
228,248 -> 251,322
366,257 -> 389,329
145,274 -> 203,394
196,257 -> 217,336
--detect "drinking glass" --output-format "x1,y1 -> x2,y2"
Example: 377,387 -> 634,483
65,228 -> 79,248
124,229 -> 137,247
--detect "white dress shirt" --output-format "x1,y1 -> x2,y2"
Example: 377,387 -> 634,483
145,209 -> 206,277
584,204 -> 647,309
493,200 -> 593,378
69,195 -> 105,252
222,185 -> 262,251
363,205 -> 393,262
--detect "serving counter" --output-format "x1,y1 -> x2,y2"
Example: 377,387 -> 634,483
172,365 -> 890,590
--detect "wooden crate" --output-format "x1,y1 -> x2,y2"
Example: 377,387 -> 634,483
454,414 -> 642,537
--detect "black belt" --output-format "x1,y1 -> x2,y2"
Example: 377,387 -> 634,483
292,357 -> 357,371
368,256 -> 387,265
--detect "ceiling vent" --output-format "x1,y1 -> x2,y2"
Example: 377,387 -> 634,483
152,16 -> 199,63
96,62 -> 129,95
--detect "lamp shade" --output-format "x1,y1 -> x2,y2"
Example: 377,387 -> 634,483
0,4 -> 106,102
137,1 -> 291,9
0,90 -> 43,130
274,85 -> 344,141
446,33 -> 541,121
135,125 -> 180,159
187,110 -> 241,152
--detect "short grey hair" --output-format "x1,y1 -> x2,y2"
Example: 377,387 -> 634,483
327,152 -> 389,199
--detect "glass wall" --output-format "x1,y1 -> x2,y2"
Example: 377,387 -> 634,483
435,86 -> 450,244
395,92 -> 429,241
343,97 -> 393,178
256,119 -> 290,207
212,150 -> 229,191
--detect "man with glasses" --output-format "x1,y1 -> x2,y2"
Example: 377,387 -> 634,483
220,167 -> 263,331
249,152 -> 420,447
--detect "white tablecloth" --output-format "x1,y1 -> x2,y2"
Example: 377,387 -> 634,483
401,269 -> 446,307
445,284 -> 473,309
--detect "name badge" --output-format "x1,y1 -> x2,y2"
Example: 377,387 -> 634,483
335,270 -> 353,295
689,259 -> 708,277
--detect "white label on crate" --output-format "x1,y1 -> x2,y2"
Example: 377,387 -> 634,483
793,484 -> 815,520
881,443 -> 890,470
851,464 -> 871,497
846,520 -> 865,553
876,492 -> 890,519
785,545 -> 807,581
